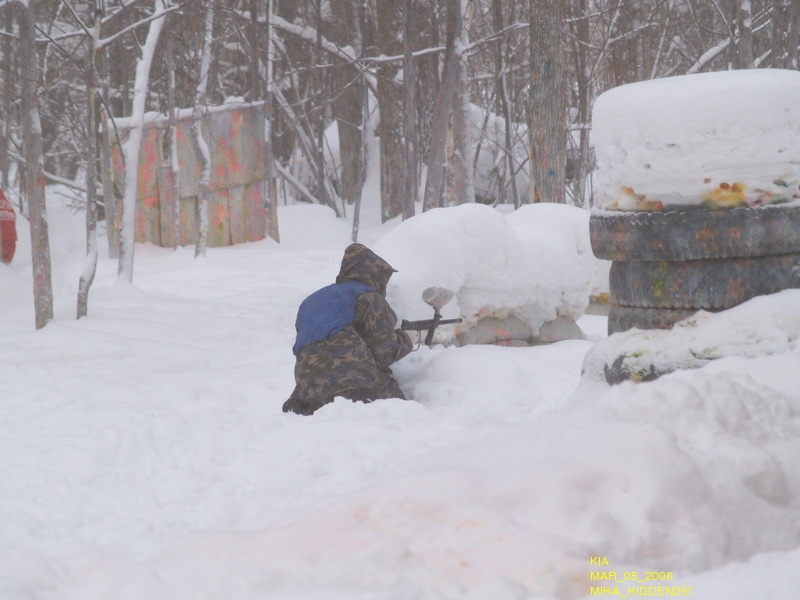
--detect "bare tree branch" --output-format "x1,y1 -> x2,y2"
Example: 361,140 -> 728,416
98,2 -> 183,49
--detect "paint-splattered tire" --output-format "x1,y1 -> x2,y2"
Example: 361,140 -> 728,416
609,254 -> 800,310
602,354 -> 670,385
607,304 -> 710,335
590,204 -> 800,262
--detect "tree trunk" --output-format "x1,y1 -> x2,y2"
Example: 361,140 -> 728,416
415,0 -> 440,168
262,0 -> 279,242
529,0 -> 568,204
1,8 -> 14,191
99,45 -> 119,259
735,0 -> 754,69
330,0 -> 367,213
568,0 -> 592,207
273,0 -> 302,165
376,0 -> 406,222
772,0 -> 786,68
314,0 -> 329,213
402,0 -> 418,220
496,0 -> 521,208
78,1 -> 102,319
258,0 -> 280,242
449,0 -> 475,207
192,0 -> 214,259
422,0 -> 463,211
166,34 -> 181,248
775,2 -> 800,69
119,0 -> 168,281
249,0 -> 261,103
19,0 -> 54,329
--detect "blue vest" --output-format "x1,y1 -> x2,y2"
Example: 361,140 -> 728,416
293,281 -> 373,355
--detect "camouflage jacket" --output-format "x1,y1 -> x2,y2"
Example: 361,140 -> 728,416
283,243 -> 413,415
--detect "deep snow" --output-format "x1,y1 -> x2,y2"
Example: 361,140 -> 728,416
1,187 -> 799,599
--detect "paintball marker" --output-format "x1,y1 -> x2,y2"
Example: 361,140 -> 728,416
401,287 -> 463,346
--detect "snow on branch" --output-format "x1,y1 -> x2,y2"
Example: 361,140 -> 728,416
462,22 -> 528,55
61,0 -> 92,37
98,2 -> 182,49
271,14 -> 445,67
687,38 -> 730,74
272,15 -> 359,63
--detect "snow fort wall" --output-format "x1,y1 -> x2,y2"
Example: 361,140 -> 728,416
374,203 -> 609,346
111,102 -> 278,248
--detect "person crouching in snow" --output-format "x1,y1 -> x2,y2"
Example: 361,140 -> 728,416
283,243 -> 413,416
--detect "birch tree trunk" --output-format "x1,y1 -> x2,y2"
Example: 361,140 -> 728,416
192,0 -> 214,259
529,0 -> 568,204
166,34 -> 181,249
248,0 -> 279,241
422,0 -> 463,211
119,0 -> 168,281
263,0 -> 279,242
493,0 -> 518,207
99,46 -> 119,259
78,1 -> 102,318
449,0 -> 474,206
19,0 -> 54,329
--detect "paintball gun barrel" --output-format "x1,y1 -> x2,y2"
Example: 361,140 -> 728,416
400,287 -> 463,346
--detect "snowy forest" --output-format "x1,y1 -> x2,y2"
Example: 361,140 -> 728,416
3,3 -> 800,597
0,0 -> 799,326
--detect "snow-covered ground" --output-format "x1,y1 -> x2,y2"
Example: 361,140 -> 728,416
1,183 -> 799,599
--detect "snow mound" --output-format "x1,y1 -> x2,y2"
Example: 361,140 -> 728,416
373,203 -> 608,343
582,289 -> 800,384
585,359 -> 800,570
593,69 -> 800,210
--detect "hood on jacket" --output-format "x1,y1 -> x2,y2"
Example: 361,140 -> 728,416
335,243 -> 396,296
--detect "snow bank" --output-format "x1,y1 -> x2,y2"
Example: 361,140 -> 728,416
593,69 -> 800,210
582,289 -> 800,383
373,203 -> 609,343
575,354 -> 800,572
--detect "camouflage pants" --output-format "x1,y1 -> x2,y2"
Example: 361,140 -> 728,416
283,327 -> 407,416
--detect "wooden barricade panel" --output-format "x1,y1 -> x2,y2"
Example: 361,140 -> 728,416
111,103 -> 275,248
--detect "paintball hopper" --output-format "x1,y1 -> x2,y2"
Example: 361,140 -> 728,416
401,287 -> 462,346
421,286 -> 454,310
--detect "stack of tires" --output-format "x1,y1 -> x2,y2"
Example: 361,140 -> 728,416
590,204 -> 800,335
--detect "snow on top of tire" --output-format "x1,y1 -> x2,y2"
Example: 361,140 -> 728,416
592,69 -> 800,211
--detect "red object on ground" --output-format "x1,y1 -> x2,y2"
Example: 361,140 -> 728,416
0,189 -> 17,264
